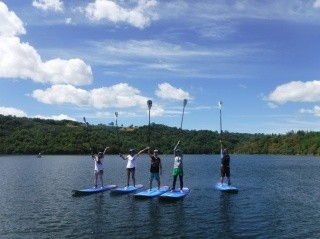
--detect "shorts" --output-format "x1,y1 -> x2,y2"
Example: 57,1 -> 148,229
221,166 -> 230,177
126,168 -> 135,173
173,168 -> 183,177
94,170 -> 103,175
150,172 -> 160,181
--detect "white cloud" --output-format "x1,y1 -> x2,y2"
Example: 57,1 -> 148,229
32,0 -> 64,12
33,114 -> 76,121
32,84 -> 90,106
85,0 -> 158,29
155,82 -> 191,101
0,2 -> 92,86
0,2 -> 25,37
265,81 -> 320,106
299,105 -> 320,117
0,107 -> 27,117
0,106 -> 76,121
31,83 -> 166,116
314,0 -> 320,8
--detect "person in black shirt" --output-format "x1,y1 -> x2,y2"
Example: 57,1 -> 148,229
220,148 -> 231,185
148,149 -> 162,190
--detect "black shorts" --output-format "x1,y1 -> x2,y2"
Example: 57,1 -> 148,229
94,170 -> 103,175
126,168 -> 135,173
221,166 -> 230,177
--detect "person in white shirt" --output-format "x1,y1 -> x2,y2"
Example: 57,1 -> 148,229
171,141 -> 183,192
91,146 -> 109,188
119,147 -> 149,188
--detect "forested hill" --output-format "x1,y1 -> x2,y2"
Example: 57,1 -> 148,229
0,115 -> 320,155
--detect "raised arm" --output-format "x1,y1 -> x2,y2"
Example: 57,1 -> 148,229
174,140 -> 180,152
119,153 -> 126,160
103,146 -> 109,155
137,146 -> 149,156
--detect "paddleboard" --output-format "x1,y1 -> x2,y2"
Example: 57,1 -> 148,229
134,186 -> 169,198
110,184 -> 143,194
215,183 -> 238,193
72,184 -> 117,197
159,187 -> 190,200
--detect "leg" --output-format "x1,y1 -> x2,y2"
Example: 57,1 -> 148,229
157,179 -> 160,190
99,171 -> 104,187
132,169 -> 136,187
94,171 -> 98,187
179,175 -> 183,190
220,176 -> 224,185
126,169 -> 130,187
172,175 -> 177,191
220,167 -> 225,185
226,168 -> 231,185
149,173 -> 153,190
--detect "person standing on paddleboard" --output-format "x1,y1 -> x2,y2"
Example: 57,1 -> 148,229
171,140 -> 183,192
148,149 -> 162,191
92,146 -> 109,188
119,147 -> 149,188
220,147 -> 231,185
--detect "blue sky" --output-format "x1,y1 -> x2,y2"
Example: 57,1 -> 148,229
1,0 -> 320,134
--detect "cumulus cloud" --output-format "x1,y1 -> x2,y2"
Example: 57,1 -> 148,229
265,81 -> 320,106
0,2 -> 25,37
155,82 -> 192,101
33,114 -> 76,121
299,105 -> 320,117
32,0 -> 64,12
0,106 -> 27,117
32,84 -> 90,106
0,2 -> 92,86
31,83 -> 165,116
85,0 -> 158,29
0,106 -> 76,121
314,0 -> 320,8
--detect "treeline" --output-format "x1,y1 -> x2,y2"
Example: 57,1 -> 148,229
0,115 -> 320,155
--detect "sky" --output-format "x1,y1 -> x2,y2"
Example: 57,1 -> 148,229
1,0 -> 320,134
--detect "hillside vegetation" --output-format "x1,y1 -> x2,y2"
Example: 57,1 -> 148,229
0,115 -> 320,155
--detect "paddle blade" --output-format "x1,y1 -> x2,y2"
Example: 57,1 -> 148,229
147,100 -> 152,110
183,99 -> 188,107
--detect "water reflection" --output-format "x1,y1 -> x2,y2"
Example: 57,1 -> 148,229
217,193 -> 236,238
90,194 -> 106,236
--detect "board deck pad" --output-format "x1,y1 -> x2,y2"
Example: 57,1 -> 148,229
159,187 -> 190,200
72,184 -> 117,197
134,186 -> 169,198
215,183 -> 238,193
110,184 -> 143,194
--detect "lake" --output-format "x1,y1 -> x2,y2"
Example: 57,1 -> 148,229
0,154 -> 319,238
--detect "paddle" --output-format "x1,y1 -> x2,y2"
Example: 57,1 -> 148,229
115,112 -> 120,153
218,101 -> 223,155
180,99 -> 188,130
177,99 -> 187,149
83,117 -> 90,152
147,100 -> 152,147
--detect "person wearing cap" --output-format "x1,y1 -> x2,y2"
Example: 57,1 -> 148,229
119,146 -> 149,188
220,147 -> 231,185
91,146 -> 109,188
148,149 -> 162,191
171,140 -> 183,192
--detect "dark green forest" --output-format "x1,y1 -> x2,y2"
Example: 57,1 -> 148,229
1,114 -> 320,155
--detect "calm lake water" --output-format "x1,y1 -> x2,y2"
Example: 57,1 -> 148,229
0,154 -> 319,239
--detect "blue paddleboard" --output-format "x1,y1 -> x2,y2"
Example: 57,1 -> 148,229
159,187 -> 190,200
110,184 -> 143,194
134,186 -> 170,198
215,183 -> 238,193
72,184 -> 117,197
